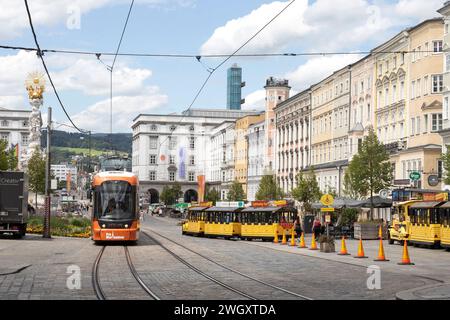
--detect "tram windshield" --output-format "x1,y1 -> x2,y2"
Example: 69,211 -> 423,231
94,180 -> 136,220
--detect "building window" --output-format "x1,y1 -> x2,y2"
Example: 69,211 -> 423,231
433,40 -> 443,53
189,155 -> 195,166
21,133 -> 29,146
22,120 -> 29,127
189,136 -> 195,149
411,81 -> 415,98
416,116 -> 420,134
149,136 -> 158,149
1,120 -> 8,127
149,171 -> 156,181
149,154 -> 156,165
446,54 -> 450,72
438,159 -> 444,179
445,97 -> 450,121
432,114 -> 443,132
432,75 -> 443,93
150,124 -> 157,131
410,118 -> 415,136
169,136 -> 177,150
169,155 -> 175,165
424,76 -> 429,95
169,171 -> 175,182
188,172 -> 195,182
0,132 -> 9,142
424,114 -> 429,133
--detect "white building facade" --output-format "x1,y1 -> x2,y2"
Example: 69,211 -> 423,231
246,120 -> 265,201
0,107 -> 31,160
132,109 -> 259,203
51,164 -> 77,184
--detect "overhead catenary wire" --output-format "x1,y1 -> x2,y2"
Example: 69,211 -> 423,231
0,44 -> 441,58
156,0 -> 299,154
107,0 -> 135,152
23,0 -> 84,133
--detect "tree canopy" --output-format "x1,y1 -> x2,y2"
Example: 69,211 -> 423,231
0,140 -> 18,171
160,183 -> 182,205
291,168 -> 322,213
205,187 -> 220,203
442,148 -> 450,186
344,128 -> 393,219
27,148 -> 46,195
227,180 -> 245,201
255,175 -> 284,200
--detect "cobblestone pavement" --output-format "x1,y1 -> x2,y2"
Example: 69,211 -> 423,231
0,216 -> 447,300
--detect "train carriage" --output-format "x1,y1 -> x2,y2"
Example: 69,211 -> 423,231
91,171 -> 140,243
204,206 -> 242,239
182,206 -> 209,236
240,206 -> 296,241
438,202 -> 450,249
408,201 -> 443,248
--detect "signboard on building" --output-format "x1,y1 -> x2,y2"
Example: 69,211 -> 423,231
409,171 -> 421,181
428,175 -> 439,187
272,200 -> 287,207
394,179 -> 410,186
251,200 -> 269,207
320,194 -> 334,206
216,201 -> 245,208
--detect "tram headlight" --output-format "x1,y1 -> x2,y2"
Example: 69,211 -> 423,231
102,224 -> 106,228
125,224 -> 129,228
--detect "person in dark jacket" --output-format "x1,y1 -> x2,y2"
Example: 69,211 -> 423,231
312,216 -> 322,238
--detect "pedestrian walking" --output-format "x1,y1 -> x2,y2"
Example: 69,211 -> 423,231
294,216 -> 302,237
312,216 -> 322,239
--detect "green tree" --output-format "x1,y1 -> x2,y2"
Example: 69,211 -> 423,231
27,148 -> 46,205
255,175 -> 284,200
0,140 -> 18,170
227,180 -> 245,201
442,148 -> 450,185
344,128 -> 393,220
205,187 -> 220,203
291,168 -> 322,213
160,183 -> 182,205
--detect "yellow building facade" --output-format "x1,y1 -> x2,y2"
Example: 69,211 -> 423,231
234,113 -> 265,195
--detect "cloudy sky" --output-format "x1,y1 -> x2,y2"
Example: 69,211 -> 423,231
0,0 -> 444,132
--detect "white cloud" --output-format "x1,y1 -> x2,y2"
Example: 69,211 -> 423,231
0,96 -> 25,109
70,87 -> 168,132
242,89 -> 266,110
200,0 -> 443,54
285,54 -> 362,90
51,59 -> 152,96
201,0 -> 310,55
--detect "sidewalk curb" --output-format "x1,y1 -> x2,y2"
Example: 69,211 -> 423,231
396,283 -> 450,300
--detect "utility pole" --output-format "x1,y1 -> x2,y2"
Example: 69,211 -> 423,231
43,107 -> 52,238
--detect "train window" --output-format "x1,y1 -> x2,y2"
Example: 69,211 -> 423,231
95,181 -> 135,220
431,208 -> 440,224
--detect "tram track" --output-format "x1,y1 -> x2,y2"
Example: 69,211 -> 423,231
92,245 -> 161,300
143,228 -> 313,300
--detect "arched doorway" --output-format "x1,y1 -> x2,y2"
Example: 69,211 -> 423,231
184,189 -> 198,203
148,189 -> 159,204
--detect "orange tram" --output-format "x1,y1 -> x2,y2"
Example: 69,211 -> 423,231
91,171 -> 140,243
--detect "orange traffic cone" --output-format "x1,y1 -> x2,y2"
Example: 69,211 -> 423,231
299,232 -> 307,248
354,238 -> 368,258
398,240 -> 414,265
281,230 -> 287,245
273,229 -> 279,244
374,226 -> 389,261
337,236 -> 350,255
309,233 -> 318,250
289,229 -> 295,246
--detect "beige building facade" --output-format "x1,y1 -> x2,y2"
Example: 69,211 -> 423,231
311,66 -> 351,195
274,89 -> 311,194
373,18 -> 444,190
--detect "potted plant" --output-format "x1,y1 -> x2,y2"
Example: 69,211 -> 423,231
318,235 -> 335,253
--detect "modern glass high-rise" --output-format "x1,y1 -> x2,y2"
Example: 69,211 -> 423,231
227,64 -> 244,110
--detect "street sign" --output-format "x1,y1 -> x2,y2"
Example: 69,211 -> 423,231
321,207 -> 335,212
175,203 -> 189,209
379,189 -> 389,199
428,175 -> 439,187
320,194 -> 334,206
325,214 -> 331,223
409,171 -> 421,181
51,179 -> 57,190
272,200 -> 287,207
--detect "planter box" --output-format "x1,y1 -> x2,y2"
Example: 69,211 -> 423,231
319,242 -> 335,253
354,223 -> 387,240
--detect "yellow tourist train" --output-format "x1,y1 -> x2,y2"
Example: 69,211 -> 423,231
182,200 -> 297,241
388,193 -> 450,249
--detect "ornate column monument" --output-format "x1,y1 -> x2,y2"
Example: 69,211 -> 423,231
21,72 -> 45,169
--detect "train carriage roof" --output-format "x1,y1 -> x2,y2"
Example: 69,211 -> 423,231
205,207 -> 242,212
241,206 -> 294,213
188,207 -> 209,211
409,201 -> 441,209
438,202 -> 450,208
